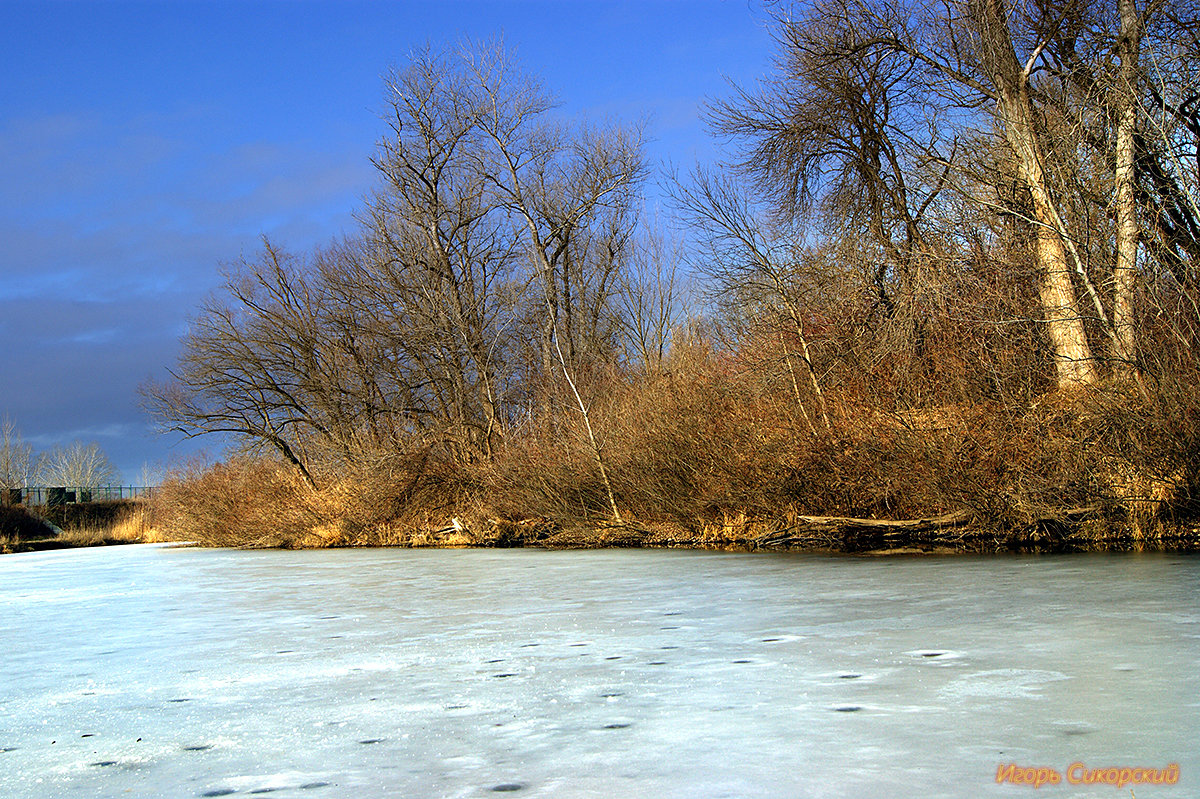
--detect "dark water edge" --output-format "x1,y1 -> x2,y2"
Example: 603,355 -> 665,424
346,507 -> 1200,555
0,537 -> 145,555
6,504 -> 1200,556
219,519 -> 1200,555
5,532 -> 1198,557
427,526 -> 1200,555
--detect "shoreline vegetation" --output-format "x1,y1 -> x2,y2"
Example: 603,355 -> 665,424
5,449 -> 1200,556
0,501 -> 160,555
146,386 -> 1200,553
132,16 -> 1200,557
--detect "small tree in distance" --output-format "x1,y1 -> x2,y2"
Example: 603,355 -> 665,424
0,416 -> 34,490
37,441 -> 120,489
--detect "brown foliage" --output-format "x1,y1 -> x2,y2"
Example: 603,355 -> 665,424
152,457 -> 328,548
149,315 -> 1200,553
142,23 -> 1200,553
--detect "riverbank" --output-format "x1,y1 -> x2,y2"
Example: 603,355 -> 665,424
335,512 -> 1200,554
142,347 -> 1200,557
142,461 -> 1200,554
0,502 -> 157,555
11,496 -> 1193,555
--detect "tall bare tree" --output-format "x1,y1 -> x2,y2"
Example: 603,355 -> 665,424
1112,0 -> 1146,374
144,242 -> 341,488
672,166 -> 834,433
453,44 -> 647,376
614,228 -> 689,372
726,0 -> 1173,390
147,41 -> 649,518
38,441 -> 119,489
0,416 -> 34,491
708,0 -> 950,323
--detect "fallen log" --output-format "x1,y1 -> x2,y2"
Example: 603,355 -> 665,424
753,509 -> 976,551
427,506 -> 1116,553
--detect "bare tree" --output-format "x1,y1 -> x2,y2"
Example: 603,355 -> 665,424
37,441 -> 119,489
436,43 -> 647,377
147,41 -> 649,518
966,0 -> 1103,385
143,241 -> 343,488
727,0 -> 1139,390
0,416 -> 34,490
450,41 -> 646,521
708,0 -> 951,322
363,42 -> 644,478
671,166 -> 833,434
1112,0 -> 1146,374
363,48 -> 528,462
614,228 -> 690,371
954,0 -> 1199,382
1139,23 -> 1200,280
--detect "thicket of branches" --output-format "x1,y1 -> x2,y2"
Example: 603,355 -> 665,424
145,10 -> 1200,550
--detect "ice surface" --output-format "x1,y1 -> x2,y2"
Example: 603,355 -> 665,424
0,545 -> 1196,798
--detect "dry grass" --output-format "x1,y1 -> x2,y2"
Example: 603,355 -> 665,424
54,505 -> 163,546
151,457 -> 324,547
0,501 -> 161,553
149,452 -> 473,548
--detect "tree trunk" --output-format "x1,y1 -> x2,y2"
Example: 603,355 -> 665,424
1030,197 -> 1099,386
1112,0 -> 1143,376
972,0 -> 1099,388
780,330 -> 819,436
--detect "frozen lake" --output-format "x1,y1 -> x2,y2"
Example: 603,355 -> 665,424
0,545 -> 1196,798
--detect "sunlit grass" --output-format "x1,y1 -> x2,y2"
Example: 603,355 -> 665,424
55,505 -> 163,546
0,501 -> 165,553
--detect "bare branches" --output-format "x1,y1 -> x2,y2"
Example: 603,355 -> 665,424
0,416 -> 34,490
613,228 -> 689,371
670,166 -> 833,432
37,441 -> 119,489
150,41 -> 649,515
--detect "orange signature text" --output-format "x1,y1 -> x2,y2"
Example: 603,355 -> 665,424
995,762 -> 1180,789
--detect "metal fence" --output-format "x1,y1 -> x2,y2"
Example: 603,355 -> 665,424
1,486 -> 156,507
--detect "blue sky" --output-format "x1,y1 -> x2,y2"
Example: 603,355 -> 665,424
0,0 -> 773,480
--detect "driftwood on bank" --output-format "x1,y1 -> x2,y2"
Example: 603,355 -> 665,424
751,509 -> 976,551
430,510 -> 983,552
750,506 -> 1119,551
417,503 -> 1195,554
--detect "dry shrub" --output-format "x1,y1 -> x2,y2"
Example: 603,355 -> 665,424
482,340 -> 806,530
1078,372 -> 1200,539
585,336 -> 1133,538
152,457 -> 327,547
149,445 -> 489,549
323,446 -> 486,546
605,355 -> 799,523
483,397 -> 623,528
483,336 -> 1099,536
148,326 -> 1200,552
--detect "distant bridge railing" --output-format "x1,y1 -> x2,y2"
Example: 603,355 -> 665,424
1,486 -> 156,507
